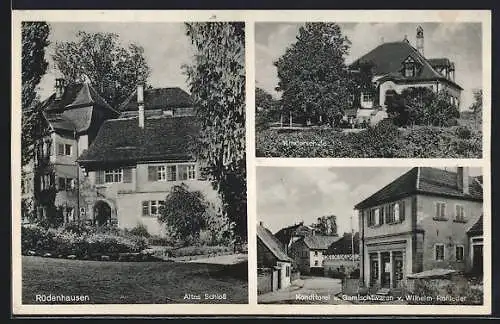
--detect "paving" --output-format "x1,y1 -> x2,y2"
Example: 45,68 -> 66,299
258,276 -> 350,304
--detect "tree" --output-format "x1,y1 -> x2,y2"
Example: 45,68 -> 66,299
159,184 -> 209,245
423,90 -> 460,127
255,87 -> 280,130
21,22 -> 50,167
274,23 -> 352,126
52,31 -> 150,109
21,22 -> 54,224
469,89 -> 482,127
183,22 -> 247,242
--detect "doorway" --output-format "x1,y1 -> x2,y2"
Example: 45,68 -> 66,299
381,252 -> 391,288
94,200 -> 112,226
472,244 -> 483,274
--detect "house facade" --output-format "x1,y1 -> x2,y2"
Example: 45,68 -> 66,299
257,223 -> 292,291
348,26 -> 463,124
356,167 -> 483,290
274,222 -> 315,254
22,78 -> 119,223
289,235 -> 340,275
77,84 -> 218,236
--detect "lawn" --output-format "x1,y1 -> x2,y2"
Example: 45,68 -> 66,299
22,256 -> 248,304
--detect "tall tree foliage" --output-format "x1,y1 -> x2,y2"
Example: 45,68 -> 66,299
274,23 -> 352,126
21,22 -> 52,223
21,22 -> 50,167
53,31 -> 150,109
469,89 -> 482,127
183,22 -> 247,242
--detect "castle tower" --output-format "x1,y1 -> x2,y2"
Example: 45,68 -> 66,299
416,25 -> 424,56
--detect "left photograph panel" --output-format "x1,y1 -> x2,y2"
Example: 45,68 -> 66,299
19,21 -> 247,304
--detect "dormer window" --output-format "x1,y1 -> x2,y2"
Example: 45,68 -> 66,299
402,56 -> 417,78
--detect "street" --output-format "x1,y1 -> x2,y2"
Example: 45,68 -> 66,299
258,276 -> 350,304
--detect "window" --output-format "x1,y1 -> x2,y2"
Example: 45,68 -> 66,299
455,245 -> 464,262
58,177 -> 74,191
286,265 -> 290,277
394,203 -> 400,222
314,260 -> 319,266
455,205 -> 465,222
435,202 -> 447,220
105,169 -> 123,183
178,164 -> 196,180
157,166 -> 166,181
314,251 -> 318,257
404,64 -> 415,77
435,244 -> 445,261
142,200 -> 166,217
167,165 -> 177,181
57,143 -> 72,156
374,208 -> 380,225
362,93 -> 373,102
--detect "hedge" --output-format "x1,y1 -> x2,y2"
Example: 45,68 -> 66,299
256,122 -> 482,158
22,225 -> 148,260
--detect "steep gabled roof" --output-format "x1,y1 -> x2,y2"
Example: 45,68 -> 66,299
303,235 -> 341,250
355,167 -> 483,209
326,232 -> 360,255
40,82 -> 119,133
77,115 -> 199,167
257,224 -> 292,262
119,87 -> 194,112
350,41 -> 462,90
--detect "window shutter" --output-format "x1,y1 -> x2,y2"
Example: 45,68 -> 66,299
379,207 -> 384,225
400,201 -> 405,221
142,201 -> 149,216
123,168 -> 132,183
57,144 -> 64,155
96,171 -> 104,185
148,166 -> 157,181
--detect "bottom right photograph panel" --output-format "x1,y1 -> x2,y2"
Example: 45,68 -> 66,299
256,166 -> 484,305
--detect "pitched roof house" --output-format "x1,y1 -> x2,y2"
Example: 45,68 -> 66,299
23,78 -> 119,223
356,167 -> 483,291
348,26 -> 462,123
289,234 -> 341,274
76,84 -> 215,235
257,223 -> 292,291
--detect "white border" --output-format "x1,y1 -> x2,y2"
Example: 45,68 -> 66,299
11,9 -> 492,316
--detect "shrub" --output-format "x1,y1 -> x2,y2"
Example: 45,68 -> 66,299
21,225 -> 148,259
63,221 -> 94,235
128,223 -> 151,238
455,125 -> 472,140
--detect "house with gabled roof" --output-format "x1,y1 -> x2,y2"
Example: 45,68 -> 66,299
349,25 -> 463,123
289,234 -> 341,275
257,223 -> 293,291
76,84 -> 218,235
355,167 -> 483,291
22,78 -> 120,223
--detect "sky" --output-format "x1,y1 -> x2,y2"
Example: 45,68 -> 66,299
255,22 -> 483,110
256,166 -> 482,235
36,22 -> 194,101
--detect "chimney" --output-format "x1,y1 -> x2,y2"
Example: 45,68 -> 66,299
137,84 -> 145,128
55,78 -> 65,100
416,25 -> 424,56
457,167 -> 470,195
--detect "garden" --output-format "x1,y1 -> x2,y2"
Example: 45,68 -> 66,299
256,120 -> 482,158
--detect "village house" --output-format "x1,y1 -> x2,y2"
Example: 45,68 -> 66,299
257,223 -> 293,293
348,26 -> 463,124
274,222 -> 315,254
76,84 -> 218,236
22,78 -> 120,223
355,167 -> 483,291
289,234 -> 340,275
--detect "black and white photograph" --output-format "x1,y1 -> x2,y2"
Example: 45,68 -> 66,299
255,22 -> 484,158
19,21 -> 247,304
256,166 -> 484,305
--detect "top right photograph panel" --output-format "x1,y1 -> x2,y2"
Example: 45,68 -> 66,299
255,22 -> 484,158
